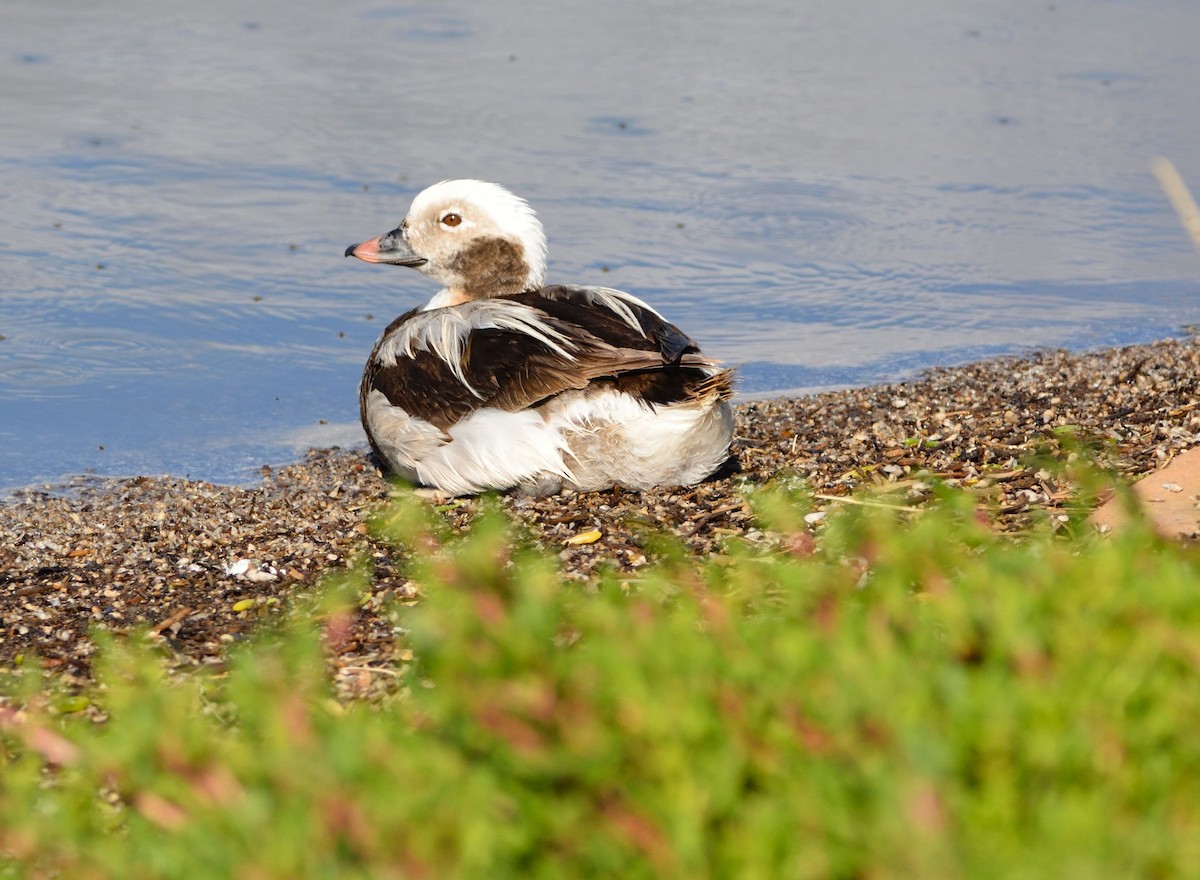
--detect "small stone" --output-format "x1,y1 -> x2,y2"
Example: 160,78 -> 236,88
224,559 -> 251,577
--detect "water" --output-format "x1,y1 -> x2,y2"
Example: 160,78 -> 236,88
3,0 -> 1200,492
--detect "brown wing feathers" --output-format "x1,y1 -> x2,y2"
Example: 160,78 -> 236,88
526,286 -> 701,363
362,288 -> 721,431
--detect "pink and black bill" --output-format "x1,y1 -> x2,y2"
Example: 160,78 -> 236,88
345,227 -> 428,266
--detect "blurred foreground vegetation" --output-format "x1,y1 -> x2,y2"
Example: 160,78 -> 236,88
2,484 -> 1199,879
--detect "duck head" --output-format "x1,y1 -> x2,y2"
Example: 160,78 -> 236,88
345,179 -> 548,309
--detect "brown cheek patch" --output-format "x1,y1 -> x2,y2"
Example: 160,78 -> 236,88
451,237 -> 530,298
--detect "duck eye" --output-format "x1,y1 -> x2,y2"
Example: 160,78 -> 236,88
440,213 -> 462,227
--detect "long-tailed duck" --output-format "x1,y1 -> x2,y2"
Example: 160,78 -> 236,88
345,179 -> 734,496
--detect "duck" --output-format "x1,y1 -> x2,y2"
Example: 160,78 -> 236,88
344,179 -> 734,496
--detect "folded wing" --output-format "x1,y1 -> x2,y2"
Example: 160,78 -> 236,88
360,285 -> 727,433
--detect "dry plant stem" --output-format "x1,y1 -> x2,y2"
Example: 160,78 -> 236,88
1152,157 -> 1200,252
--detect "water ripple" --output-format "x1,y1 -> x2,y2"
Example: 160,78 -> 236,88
0,360 -> 84,398
0,326 -> 177,400
44,328 -> 171,373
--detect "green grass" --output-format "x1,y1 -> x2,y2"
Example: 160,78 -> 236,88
3,484 -> 1200,879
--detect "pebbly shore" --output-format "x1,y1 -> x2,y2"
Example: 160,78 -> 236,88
2,336 -> 1198,690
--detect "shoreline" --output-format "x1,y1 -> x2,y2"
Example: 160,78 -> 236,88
2,335 -> 1198,685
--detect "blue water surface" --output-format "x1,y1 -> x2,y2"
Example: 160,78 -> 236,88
2,0 -> 1200,491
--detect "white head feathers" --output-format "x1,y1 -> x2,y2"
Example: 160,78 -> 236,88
405,179 -> 548,295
